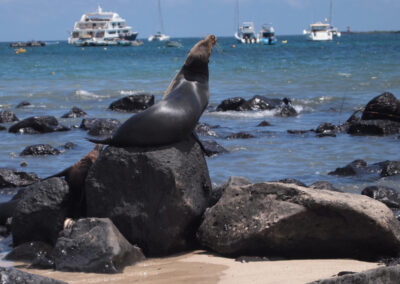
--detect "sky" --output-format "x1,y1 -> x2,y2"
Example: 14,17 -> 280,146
1,0 -> 399,41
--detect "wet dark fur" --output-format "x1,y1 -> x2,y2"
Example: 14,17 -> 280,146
88,35 -> 217,148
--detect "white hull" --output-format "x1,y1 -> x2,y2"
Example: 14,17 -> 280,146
148,33 -> 170,42
305,30 -> 333,41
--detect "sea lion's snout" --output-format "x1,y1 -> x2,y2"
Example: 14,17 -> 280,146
206,35 -> 217,46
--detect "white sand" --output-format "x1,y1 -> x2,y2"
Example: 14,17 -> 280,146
12,250 -> 381,284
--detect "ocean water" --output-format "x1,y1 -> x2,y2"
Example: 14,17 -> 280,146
0,34 -> 400,197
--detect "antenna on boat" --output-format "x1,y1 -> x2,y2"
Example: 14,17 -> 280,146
329,0 -> 333,26
98,5 -> 102,13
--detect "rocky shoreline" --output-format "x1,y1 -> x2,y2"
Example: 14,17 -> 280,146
0,92 -> 400,283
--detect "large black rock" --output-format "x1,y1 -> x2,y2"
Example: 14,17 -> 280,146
9,116 -> 69,134
0,110 -> 19,123
216,97 -> 246,111
348,119 -> 400,136
5,241 -> 53,262
0,168 -> 40,189
85,136 -> 211,256
0,267 -> 66,284
380,161 -> 400,177
197,182 -> 400,259
11,177 -> 70,246
240,95 -> 281,111
309,264 -> 400,284
53,218 -> 145,273
361,92 -> 400,122
362,186 -> 400,209
109,94 -> 154,112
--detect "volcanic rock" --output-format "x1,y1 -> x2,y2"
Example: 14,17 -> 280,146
195,123 -> 218,137
16,101 -> 31,108
226,132 -> 255,139
362,186 -> 400,209
216,97 -> 246,111
9,116 -> 69,134
80,118 -> 121,136
0,267 -> 66,284
85,136 -> 212,256
308,264 -> 400,284
0,110 -> 19,123
53,218 -> 145,273
0,168 -> 40,189
61,106 -> 87,118
197,182 -> 400,259
109,94 -> 154,112
361,92 -> 400,122
201,140 -> 228,157
11,177 -> 70,246
309,181 -> 342,192
20,144 -> 60,156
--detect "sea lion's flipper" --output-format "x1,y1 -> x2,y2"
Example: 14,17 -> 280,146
191,131 -> 210,156
86,137 -> 112,145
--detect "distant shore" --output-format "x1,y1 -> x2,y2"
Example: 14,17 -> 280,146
341,30 -> 400,34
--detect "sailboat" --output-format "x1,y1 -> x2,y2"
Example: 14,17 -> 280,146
148,0 -> 170,41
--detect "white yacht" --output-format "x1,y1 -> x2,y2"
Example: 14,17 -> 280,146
148,0 -> 170,42
234,22 -> 258,44
303,22 -> 333,41
303,0 -> 341,41
68,6 -> 138,46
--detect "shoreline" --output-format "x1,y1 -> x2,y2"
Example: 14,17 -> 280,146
2,250 -> 381,284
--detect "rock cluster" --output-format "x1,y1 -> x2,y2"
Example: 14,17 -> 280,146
216,95 -> 297,117
109,93 -> 154,112
9,116 -> 69,134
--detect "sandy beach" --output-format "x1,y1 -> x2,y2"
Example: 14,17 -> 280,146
6,250 -> 380,284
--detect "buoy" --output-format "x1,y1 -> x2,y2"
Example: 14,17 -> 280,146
81,48 -> 85,51
15,48 -> 26,54
282,40 -> 288,44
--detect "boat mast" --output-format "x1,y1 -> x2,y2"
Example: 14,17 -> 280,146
158,0 -> 165,34
235,0 -> 239,31
329,0 -> 333,26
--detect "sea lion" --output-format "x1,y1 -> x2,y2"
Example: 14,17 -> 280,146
44,144 -> 104,217
0,145 -> 103,225
88,35 -> 217,147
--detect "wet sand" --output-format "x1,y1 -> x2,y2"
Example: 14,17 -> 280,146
4,250 -> 381,284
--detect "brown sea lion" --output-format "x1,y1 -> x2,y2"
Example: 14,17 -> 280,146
44,143 -> 104,217
88,35 -> 217,147
0,144 -> 103,225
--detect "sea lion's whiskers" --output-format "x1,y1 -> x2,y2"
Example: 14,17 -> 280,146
214,41 -> 224,54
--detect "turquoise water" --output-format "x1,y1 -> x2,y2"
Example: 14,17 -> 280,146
1,34 -> 400,194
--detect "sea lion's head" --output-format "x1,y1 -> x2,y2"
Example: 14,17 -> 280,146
183,35 -> 217,79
